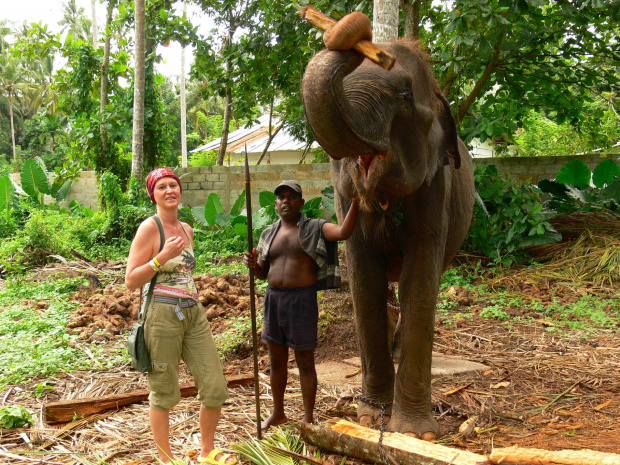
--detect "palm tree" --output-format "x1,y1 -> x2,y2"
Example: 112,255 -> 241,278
373,0 -> 399,41
59,0 -> 92,42
131,0 -> 146,182
0,53 -> 32,167
0,20 -> 12,53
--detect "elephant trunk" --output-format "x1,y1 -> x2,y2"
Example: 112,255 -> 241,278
302,50 -> 376,160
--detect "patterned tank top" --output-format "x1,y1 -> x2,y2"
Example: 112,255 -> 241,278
146,244 -> 199,302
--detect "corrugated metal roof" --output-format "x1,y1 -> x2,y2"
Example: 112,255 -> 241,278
191,114 -> 317,154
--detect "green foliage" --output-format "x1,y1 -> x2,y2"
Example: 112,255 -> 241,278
465,165 -> 561,266
187,150 -> 217,167
0,405 -> 33,429
99,171 -> 153,242
431,0 -> 620,150
538,159 -> 620,214
0,204 -> 126,274
510,110 -> 592,157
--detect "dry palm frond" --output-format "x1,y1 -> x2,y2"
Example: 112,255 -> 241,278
523,231 -> 620,287
521,211 -> 620,287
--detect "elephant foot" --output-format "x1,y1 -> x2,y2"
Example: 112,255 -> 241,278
357,398 -> 392,428
359,414 -> 391,427
387,410 -> 440,440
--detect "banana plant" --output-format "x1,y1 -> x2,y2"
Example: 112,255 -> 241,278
538,159 -> 620,213
20,158 -> 50,205
0,175 -> 16,220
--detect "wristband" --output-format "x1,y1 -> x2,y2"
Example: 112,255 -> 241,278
153,257 -> 162,268
148,260 -> 159,271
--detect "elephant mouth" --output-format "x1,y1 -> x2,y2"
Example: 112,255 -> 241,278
358,153 -> 385,185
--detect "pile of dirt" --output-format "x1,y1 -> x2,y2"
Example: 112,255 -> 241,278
66,273 -> 254,342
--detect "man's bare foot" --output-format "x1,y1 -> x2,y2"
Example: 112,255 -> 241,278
261,413 -> 288,431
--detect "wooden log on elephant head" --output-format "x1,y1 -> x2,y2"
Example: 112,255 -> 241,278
299,5 -> 395,70
42,374 -> 254,425
489,446 -> 620,465
300,419 -> 490,465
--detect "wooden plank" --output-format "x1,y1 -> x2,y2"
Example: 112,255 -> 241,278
300,419 -> 489,465
43,374 -> 254,424
299,5 -> 395,70
489,446 -> 620,465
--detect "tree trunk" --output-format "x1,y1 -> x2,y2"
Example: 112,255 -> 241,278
9,92 -> 17,167
300,419 -> 487,465
455,32 -> 504,123
43,375 -> 254,425
131,0 -> 146,182
91,0 -> 98,47
99,0 -> 116,166
217,9 -> 235,166
403,0 -> 420,40
373,0 -> 399,42
180,1 -> 188,167
143,35 -> 156,170
489,446 -> 620,465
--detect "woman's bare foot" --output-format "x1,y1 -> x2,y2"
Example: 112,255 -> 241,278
261,413 -> 288,431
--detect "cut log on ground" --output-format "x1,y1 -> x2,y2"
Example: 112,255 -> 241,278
300,418 -> 490,465
43,374 -> 254,424
489,446 -> 620,465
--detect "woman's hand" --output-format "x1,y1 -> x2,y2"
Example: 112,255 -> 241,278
159,235 -> 186,264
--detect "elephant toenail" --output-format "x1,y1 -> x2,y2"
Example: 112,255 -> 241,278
359,415 -> 372,426
421,432 -> 437,441
404,432 -> 418,439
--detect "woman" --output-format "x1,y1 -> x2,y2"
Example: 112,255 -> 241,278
125,168 -> 235,465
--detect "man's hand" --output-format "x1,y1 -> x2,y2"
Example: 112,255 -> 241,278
243,248 -> 258,269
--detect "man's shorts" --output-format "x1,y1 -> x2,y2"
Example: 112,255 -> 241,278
262,284 -> 318,351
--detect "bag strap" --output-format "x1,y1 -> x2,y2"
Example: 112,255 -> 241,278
139,215 -> 165,322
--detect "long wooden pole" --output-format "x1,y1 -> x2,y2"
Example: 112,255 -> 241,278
245,145 -> 262,439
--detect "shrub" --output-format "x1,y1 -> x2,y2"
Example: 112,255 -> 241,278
465,165 -> 561,266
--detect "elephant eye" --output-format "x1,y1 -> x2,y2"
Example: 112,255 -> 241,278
398,88 -> 413,100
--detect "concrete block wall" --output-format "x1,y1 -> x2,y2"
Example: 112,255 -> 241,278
475,153 -> 619,184
10,170 -> 99,211
179,163 -> 334,211
10,154 -> 619,212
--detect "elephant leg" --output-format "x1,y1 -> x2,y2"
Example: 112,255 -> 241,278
387,239 -> 442,439
345,240 -> 394,426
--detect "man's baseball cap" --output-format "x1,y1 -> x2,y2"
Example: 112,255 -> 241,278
274,180 -> 303,196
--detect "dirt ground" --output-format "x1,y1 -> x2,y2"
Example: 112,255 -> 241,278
1,257 -> 619,464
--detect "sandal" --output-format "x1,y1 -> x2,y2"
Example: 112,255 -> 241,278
198,448 -> 237,465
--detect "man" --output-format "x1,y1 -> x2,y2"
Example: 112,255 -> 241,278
243,180 -> 359,430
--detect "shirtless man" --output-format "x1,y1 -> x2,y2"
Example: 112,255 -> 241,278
243,180 -> 359,430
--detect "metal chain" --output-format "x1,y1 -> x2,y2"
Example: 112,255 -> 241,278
359,395 -> 392,465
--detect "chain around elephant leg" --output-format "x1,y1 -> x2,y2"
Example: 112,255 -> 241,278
357,395 -> 392,427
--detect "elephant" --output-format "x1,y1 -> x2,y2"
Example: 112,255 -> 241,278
301,13 -> 475,439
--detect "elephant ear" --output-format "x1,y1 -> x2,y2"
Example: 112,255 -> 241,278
436,94 -> 461,169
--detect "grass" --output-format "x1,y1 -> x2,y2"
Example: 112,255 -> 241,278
0,277 -> 127,390
213,313 -> 264,358
436,263 -> 620,336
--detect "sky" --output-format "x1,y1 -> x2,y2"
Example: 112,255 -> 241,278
2,0 -> 214,80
